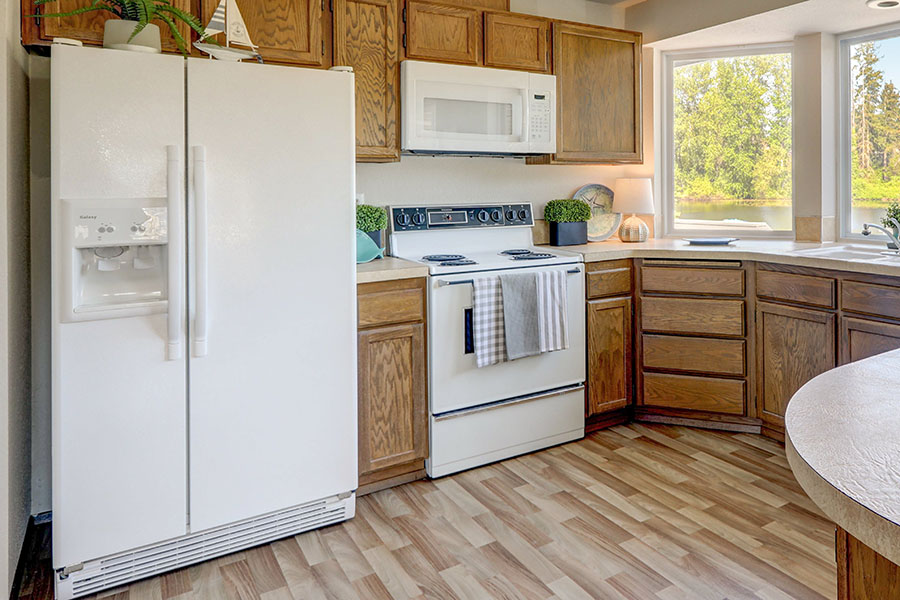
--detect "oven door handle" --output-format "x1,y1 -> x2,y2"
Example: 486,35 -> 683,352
437,267 -> 582,287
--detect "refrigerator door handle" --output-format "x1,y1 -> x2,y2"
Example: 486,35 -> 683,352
192,145 -> 209,357
166,145 -> 183,360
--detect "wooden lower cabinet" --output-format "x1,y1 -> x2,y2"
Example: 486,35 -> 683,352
841,317 -> 900,364
836,527 -> 900,599
586,297 -> 632,423
756,301 -> 835,438
357,278 -> 428,494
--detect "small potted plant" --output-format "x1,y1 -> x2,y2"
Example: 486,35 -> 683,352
32,0 -> 207,55
545,199 -> 591,246
881,201 -> 900,249
356,204 -> 388,249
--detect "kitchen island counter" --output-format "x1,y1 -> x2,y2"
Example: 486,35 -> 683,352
785,349 -> 900,596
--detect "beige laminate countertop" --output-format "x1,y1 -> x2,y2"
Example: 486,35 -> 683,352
785,350 -> 900,565
560,238 -> 900,276
356,257 -> 428,284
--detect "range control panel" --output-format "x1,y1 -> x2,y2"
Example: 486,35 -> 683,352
390,204 -> 534,232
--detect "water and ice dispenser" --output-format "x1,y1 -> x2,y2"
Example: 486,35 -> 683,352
61,198 -> 170,321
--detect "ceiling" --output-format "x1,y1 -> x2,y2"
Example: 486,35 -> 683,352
588,0 -> 646,6
651,0 -> 900,49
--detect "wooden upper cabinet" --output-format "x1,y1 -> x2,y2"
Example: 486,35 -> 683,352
24,0 -> 191,52
405,0 -> 479,64
200,0 -> 326,65
756,301 -> 836,436
541,22 -> 642,164
334,0 -> 401,162
483,11 -> 549,73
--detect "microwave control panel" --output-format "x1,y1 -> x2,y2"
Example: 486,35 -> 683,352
390,204 -> 534,232
529,93 -> 552,144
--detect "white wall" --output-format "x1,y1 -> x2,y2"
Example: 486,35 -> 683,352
357,0 -> 628,217
1,0 -> 33,590
625,0 -> 806,44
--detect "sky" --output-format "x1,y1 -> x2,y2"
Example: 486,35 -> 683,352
866,36 -> 900,87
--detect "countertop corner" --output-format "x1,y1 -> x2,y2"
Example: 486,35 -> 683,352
357,257 -> 429,284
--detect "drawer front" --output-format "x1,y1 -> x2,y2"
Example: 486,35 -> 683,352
641,297 -> 745,337
358,279 -> 426,328
642,335 -> 745,376
641,266 -> 744,296
756,269 -> 836,309
587,261 -> 632,299
842,280 -> 900,321
642,372 -> 745,415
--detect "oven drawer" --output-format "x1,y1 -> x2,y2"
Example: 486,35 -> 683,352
428,385 -> 584,477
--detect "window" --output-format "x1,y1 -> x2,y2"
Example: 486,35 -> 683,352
662,46 -> 793,236
840,28 -> 900,238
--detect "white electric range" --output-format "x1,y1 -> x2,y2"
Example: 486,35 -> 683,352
388,204 -> 586,477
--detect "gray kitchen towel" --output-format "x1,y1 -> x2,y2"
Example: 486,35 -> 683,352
499,271 -> 542,360
472,276 -> 507,368
536,269 -> 569,353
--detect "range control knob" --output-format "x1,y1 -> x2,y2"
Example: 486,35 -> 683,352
477,210 -> 489,223
396,212 -> 411,227
506,209 -> 516,221
518,209 -> 529,221
490,209 -> 503,223
412,213 -> 426,226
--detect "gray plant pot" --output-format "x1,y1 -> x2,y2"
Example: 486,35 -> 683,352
367,230 -> 383,250
549,221 -> 587,246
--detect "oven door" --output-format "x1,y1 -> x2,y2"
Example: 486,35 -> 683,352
401,60 -> 531,154
428,265 -> 586,415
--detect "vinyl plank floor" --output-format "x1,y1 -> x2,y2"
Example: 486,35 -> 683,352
15,424 -> 837,600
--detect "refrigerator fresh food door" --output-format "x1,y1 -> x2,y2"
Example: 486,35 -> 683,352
186,59 -> 358,532
51,45 -> 188,567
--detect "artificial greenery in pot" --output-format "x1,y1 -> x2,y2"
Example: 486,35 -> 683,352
881,201 -> 900,249
356,204 -> 388,250
32,0 -> 207,55
544,199 -> 591,246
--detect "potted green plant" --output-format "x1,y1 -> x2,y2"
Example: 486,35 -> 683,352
881,201 -> 900,249
32,0 -> 207,55
544,199 -> 591,246
356,204 -> 388,249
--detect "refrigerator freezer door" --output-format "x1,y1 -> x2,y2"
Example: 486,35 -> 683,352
51,46 -> 188,567
186,60 -> 358,532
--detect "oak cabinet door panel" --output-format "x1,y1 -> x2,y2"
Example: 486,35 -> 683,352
483,11 -> 549,73
405,0 -> 479,64
334,0 -> 401,161
587,297 -> 632,416
200,0 -> 325,65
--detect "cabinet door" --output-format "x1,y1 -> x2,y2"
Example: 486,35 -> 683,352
483,11 -> 549,73
841,317 -> 900,365
34,0 -> 192,52
334,0 -> 400,161
358,323 -> 428,476
756,302 -> 835,434
550,22 -> 642,163
587,297 -> 632,416
405,0 -> 479,64
200,0 -> 325,65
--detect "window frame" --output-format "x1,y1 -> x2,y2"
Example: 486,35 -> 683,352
661,43 -> 795,238
838,24 -> 900,241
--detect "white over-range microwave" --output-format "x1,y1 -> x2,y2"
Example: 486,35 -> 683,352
401,60 -> 557,156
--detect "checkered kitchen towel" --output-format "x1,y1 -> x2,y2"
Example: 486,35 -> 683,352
472,276 -> 507,368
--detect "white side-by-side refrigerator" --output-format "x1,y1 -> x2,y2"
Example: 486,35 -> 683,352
51,45 -> 357,599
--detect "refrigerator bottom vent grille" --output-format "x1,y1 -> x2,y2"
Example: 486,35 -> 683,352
60,494 -> 354,599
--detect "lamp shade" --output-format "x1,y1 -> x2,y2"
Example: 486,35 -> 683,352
612,178 -> 655,215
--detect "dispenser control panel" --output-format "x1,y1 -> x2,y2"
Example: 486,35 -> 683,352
71,205 -> 168,247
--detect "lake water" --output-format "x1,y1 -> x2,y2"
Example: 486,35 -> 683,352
674,201 -> 889,234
